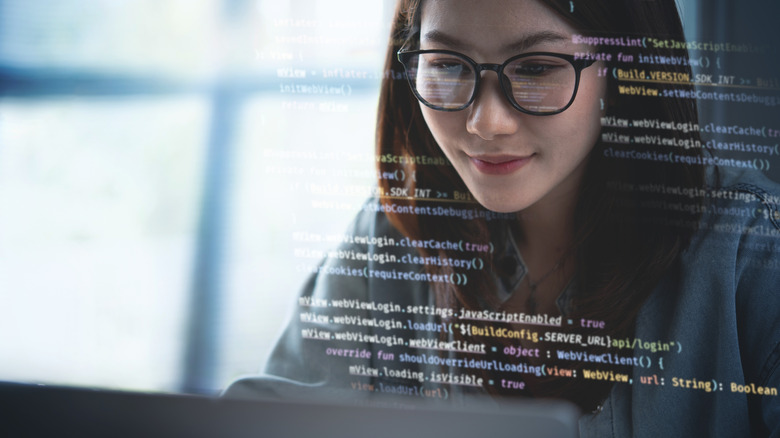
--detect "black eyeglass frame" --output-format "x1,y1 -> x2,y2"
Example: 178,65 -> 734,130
396,49 -> 597,116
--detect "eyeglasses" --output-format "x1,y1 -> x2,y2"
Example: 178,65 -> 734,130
396,49 -> 596,115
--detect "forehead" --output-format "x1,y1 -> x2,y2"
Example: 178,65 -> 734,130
419,0 -> 576,54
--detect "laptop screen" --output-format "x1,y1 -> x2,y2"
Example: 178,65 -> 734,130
1,0 -> 778,436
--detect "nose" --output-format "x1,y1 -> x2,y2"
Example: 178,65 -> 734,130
466,72 -> 521,140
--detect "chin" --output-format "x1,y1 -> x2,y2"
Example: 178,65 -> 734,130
472,193 -> 528,214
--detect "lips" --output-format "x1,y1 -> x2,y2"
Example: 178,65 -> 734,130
468,153 -> 534,175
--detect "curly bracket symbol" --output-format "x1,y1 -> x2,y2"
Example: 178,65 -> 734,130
570,1 -> 574,12
659,357 -> 664,370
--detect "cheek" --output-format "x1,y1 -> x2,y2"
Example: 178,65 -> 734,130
419,105 -> 463,153
553,75 -> 607,153
508,84 -> 603,179
579,71 -> 608,126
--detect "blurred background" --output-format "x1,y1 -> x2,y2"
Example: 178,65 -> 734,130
0,0 -> 392,395
0,0 -> 777,396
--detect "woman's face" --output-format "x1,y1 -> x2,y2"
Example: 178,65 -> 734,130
418,0 -> 607,213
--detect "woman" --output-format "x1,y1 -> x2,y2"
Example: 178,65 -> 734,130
228,0 -> 780,435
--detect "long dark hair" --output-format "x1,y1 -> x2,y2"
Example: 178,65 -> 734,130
376,0 -> 705,411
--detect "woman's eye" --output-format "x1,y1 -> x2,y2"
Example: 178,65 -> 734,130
513,63 -> 558,76
429,59 -> 467,73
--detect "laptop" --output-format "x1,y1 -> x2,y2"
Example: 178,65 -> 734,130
0,381 -> 579,438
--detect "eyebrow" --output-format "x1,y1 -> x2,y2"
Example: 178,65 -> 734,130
421,29 -> 570,53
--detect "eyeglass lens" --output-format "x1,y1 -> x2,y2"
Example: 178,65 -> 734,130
404,52 -> 577,113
